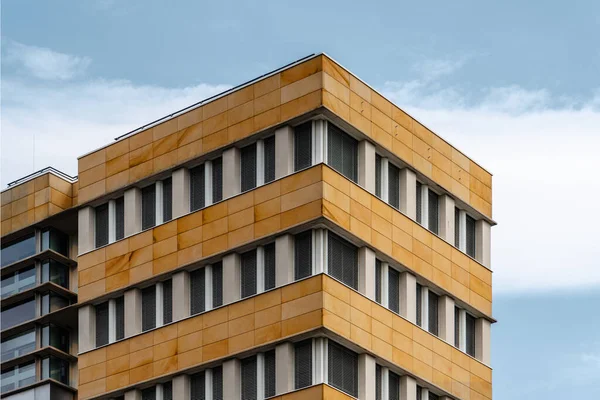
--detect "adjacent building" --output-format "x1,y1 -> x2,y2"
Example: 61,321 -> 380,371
1,54 -> 495,400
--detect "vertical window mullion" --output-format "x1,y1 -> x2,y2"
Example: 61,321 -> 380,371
108,199 -> 116,243
156,282 -> 164,328
108,299 -> 116,343
256,246 -> 265,294
205,160 -> 213,207
156,180 -> 164,226
205,264 -> 213,311
256,139 -> 265,187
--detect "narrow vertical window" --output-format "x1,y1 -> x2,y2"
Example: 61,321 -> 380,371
428,189 -> 439,234
294,231 -> 312,280
466,313 -> 476,357
375,154 -> 382,198
115,296 -> 125,340
163,177 -> 172,222
241,143 -> 257,192
212,157 -> 223,203
264,243 -> 276,291
95,203 -> 109,248
142,286 -> 156,332
416,182 -> 422,223
416,283 -> 422,327
115,196 -> 125,241
454,207 -> 460,248
375,364 -> 382,400
141,387 -> 156,400
241,249 -> 257,298
328,341 -> 358,397
388,163 -> 400,209
328,232 -> 358,289
191,268 -> 205,315
454,306 -> 460,348
389,371 -> 400,400
163,279 -> 172,324
213,366 -> 223,400
428,290 -> 439,336
241,356 -> 257,400
212,262 -> 223,308
375,259 -> 382,304
388,267 -> 400,314
294,122 -> 312,171
190,371 -> 205,400
264,136 -> 276,184
95,302 -> 109,346
327,123 -> 358,182
294,340 -> 312,389
163,382 -> 173,400
466,215 -> 476,258
264,349 -> 276,398
190,164 -> 205,212
141,184 -> 156,230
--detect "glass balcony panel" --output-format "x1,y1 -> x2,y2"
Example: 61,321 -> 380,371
1,330 -> 36,361
1,265 -> 36,298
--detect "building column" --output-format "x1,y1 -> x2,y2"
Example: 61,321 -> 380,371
173,374 -> 190,400
476,220 -> 492,268
275,234 -> 294,287
222,147 -> 241,199
124,389 -> 142,400
439,195 -> 455,244
222,253 -> 241,305
358,247 -> 376,301
476,318 -> 492,364
358,140 -> 376,193
78,305 -> 96,352
358,353 -> 376,400
399,272 -> 416,323
275,126 -> 294,180
438,295 -> 455,343
124,288 -> 142,338
124,187 -> 142,237
78,206 -> 95,254
399,168 -> 417,219
400,375 -> 417,400
172,168 -> 190,219
223,359 -> 241,400
172,271 -> 190,321
275,342 -> 294,395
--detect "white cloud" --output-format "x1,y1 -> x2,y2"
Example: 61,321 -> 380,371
3,40 -> 92,81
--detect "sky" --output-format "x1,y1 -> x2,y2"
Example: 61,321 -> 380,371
2,1 -> 600,397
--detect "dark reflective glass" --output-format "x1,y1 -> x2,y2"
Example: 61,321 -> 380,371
1,265 -> 36,298
1,298 -> 36,329
41,356 -> 69,385
1,234 -> 36,267
41,292 -> 69,315
41,229 -> 69,257
1,330 -> 36,361
41,260 -> 69,289
42,324 -> 70,353
1,361 -> 35,393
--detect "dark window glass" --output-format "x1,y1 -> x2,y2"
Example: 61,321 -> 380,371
294,231 -> 312,280
327,123 -> 358,182
375,154 -> 382,198
163,382 -> 173,400
142,185 -> 156,230
388,267 -> 400,314
142,387 -> 156,400
264,243 -> 276,291
213,366 -> 223,400
328,232 -> 358,290
163,177 -> 173,222
1,361 -> 35,393
388,163 -> 400,209
212,157 -> 223,203
454,207 -> 460,248
417,386 -> 423,400
41,356 -> 69,385
1,265 -> 35,298
191,268 -> 205,315
191,164 -> 205,211
142,286 -> 156,331
190,371 -> 205,400
328,341 -> 358,397
428,290 -> 439,336
95,203 -> 109,248
429,392 -> 440,400
416,283 -> 422,327
241,249 -> 257,298
41,259 -> 69,289
116,296 -> 125,340
116,196 -> 125,241
241,356 -> 257,400
1,298 -> 36,329
389,370 -> 400,400
454,306 -> 460,348
466,313 -> 476,357
163,279 -> 172,324
416,182 -> 422,224
241,143 -> 257,192
41,324 -> 69,353
264,136 -> 276,184
264,349 -> 276,398
428,189 -> 439,234
466,215 -> 476,258
294,340 -> 312,389
42,229 -> 68,256
294,122 -> 312,171
1,329 -> 35,361
212,262 -> 223,308
375,259 -> 382,304
41,291 -> 69,315
375,364 -> 382,400
1,234 -> 36,267
95,302 -> 109,346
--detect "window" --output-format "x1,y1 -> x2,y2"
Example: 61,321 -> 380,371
328,341 -> 358,397
328,232 -> 358,290
190,268 -> 206,315
142,286 -> 156,331
213,366 -> 223,400
429,392 -> 440,400
95,203 -> 109,247
213,157 -> 223,203
241,244 -> 276,299
189,368 -> 221,399
327,123 -> 358,183
416,182 -> 422,224
466,312 -> 476,357
375,260 -> 382,304
466,215 -> 476,258
116,196 -> 125,241
1,234 -> 36,267
294,122 -> 312,171
41,356 -> 69,385
264,243 -> 276,291
190,371 -> 205,400
454,306 -> 460,348
241,143 -> 257,192
41,259 -> 69,289
1,361 -> 35,393
95,297 -> 124,347
41,229 -> 68,256
388,162 -> 400,209
190,164 -> 205,212
1,330 -> 35,361
264,349 -> 276,398
116,296 -> 125,340
375,364 -> 381,400
1,265 -> 35,298
41,291 -> 69,315
163,279 -> 172,325
241,138 -> 276,193
294,340 -> 312,389
163,381 -> 173,400
388,267 -> 400,314
241,249 -> 257,298
294,231 -> 312,280
241,356 -> 257,400
213,261 -> 223,308
190,158 -> 222,212
95,302 -> 109,347
375,154 -> 382,198
428,290 -> 439,336
264,135 -> 276,184
428,189 -> 439,234
416,284 -> 422,327
142,387 -> 156,400
1,298 -> 36,330
142,184 -> 156,230
454,207 -> 460,248
42,324 -> 69,353
389,370 -> 400,400
163,177 -> 173,222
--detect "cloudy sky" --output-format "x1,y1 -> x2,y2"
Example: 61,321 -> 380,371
2,1 -> 600,397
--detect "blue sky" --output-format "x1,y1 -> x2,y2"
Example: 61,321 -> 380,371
2,1 -> 600,398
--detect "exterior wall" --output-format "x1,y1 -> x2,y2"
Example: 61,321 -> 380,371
76,55 -> 492,220
1,173 -> 78,236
